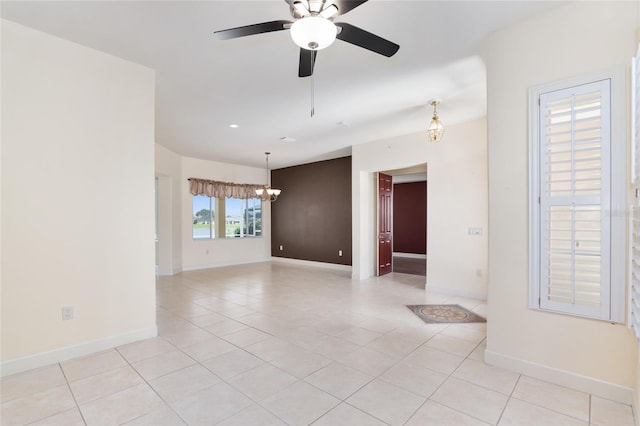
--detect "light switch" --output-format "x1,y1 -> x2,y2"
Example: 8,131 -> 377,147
62,306 -> 74,320
468,227 -> 482,236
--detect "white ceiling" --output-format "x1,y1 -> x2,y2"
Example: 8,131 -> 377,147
1,1 -> 565,169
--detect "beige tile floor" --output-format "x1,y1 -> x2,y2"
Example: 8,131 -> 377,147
1,262 -> 636,426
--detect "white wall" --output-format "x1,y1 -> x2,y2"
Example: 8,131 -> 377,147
1,21 -> 156,374
483,1 -> 637,403
155,146 -> 271,271
155,144 -> 182,275
352,118 -> 488,300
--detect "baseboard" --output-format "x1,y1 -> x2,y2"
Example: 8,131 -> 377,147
157,266 -> 182,276
485,349 -> 633,405
426,284 -> 487,301
0,326 -> 158,378
393,252 -> 427,259
171,257 -> 350,275
181,258 -> 270,272
271,256 -> 352,272
635,350 -> 640,426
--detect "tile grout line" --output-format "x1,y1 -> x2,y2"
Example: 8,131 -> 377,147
508,394 -> 592,423
114,345 -> 192,425
495,371 -> 522,425
125,328 -> 297,426
399,326 -> 490,425
164,318 -> 295,425
57,362 -> 88,426
310,400 -> 393,426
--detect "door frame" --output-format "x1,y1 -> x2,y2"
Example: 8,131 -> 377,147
373,167 -> 428,277
377,172 -> 393,276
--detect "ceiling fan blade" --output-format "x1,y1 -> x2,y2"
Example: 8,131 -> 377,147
335,22 -> 399,57
298,48 -> 318,77
332,0 -> 369,16
214,20 -> 292,40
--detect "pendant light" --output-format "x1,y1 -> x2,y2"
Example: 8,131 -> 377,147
256,152 -> 281,202
427,99 -> 445,143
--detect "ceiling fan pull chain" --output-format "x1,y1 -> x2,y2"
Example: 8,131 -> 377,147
310,59 -> 315,118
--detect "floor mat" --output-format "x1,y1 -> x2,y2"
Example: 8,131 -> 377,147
406,304 -> 486,324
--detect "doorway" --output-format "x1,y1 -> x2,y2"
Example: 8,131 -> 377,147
376,165 -> 427,277
155,175 -> 173,276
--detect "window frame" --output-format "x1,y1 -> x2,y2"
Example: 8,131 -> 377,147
630,47 -> 640,339
528,67 -> 627,323
192,194 -> 263,240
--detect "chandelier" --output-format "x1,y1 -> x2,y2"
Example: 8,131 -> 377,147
256,152 -> 281,202
427,99 -> 445,143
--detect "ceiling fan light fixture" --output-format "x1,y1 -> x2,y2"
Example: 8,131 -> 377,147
292,0 -> 310,17
290,15 -> 337,50
319,4 -> 339,19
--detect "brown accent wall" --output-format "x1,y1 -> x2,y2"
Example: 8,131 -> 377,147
271,156 -> 352,265
393,181 -> 427,254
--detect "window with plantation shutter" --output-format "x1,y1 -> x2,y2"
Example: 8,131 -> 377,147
630,47 -> 640,339
539,81 -> 611,319
529,71 -> 626,323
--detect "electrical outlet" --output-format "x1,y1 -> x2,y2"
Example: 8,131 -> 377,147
279,245 -> 283,251
62,306 -> 74,320
476,269 -> 482,278
206,249 -> 209,255
338,250 -> 343,256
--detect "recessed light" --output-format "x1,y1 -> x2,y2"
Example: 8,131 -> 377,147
229,124 -> 239,128
337,121 -> 351,127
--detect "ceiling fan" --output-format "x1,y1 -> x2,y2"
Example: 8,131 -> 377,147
214,0 -> 400,78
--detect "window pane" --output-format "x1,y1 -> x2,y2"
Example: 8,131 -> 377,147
225,198 -> 242,237
247,198 -> 262,237
193,195 -> 214,239
224,197 -> 262,238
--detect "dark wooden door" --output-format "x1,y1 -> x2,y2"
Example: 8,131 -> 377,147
378,173 -> 393,276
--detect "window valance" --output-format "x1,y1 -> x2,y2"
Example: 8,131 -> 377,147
189,178 -> 263,199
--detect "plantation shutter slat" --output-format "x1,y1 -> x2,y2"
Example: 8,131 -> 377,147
539,80 -> 611,319
630,46 -> 640,339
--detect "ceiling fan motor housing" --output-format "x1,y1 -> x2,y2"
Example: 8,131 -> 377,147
290,0 -> 334,19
